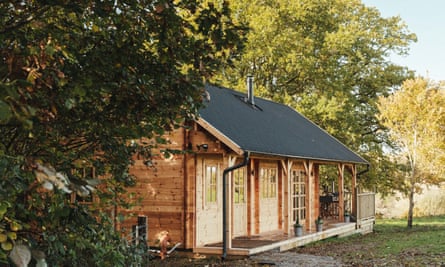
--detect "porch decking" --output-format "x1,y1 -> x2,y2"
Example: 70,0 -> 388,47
194,221 -> 358,256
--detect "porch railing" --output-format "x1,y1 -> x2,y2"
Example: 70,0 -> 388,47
355,188 -> 375,222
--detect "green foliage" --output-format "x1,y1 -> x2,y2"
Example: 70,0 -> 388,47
213,0 -> 417,192
378,78 -> 445,181
1,0 -> 245,265
377,77 -> 445,226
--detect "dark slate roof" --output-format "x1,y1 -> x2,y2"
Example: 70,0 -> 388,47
198,84 -> 368,164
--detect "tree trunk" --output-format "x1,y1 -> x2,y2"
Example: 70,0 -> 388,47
407,180 -> 415,228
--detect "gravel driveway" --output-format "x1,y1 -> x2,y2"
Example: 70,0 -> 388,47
149,249 -> 344,266
249,250 -> 343,267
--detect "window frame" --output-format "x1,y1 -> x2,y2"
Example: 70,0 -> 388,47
204,163 -> 218,205
233,167 -> 246,204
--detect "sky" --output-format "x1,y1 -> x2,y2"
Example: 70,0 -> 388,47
362,0 -> 445,81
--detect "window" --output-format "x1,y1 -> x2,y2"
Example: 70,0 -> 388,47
292,169 -> 306,223
233,168 -> 246,203
70,167 -> 95,204
205,164 -> 218,204
260,167 -> 277,198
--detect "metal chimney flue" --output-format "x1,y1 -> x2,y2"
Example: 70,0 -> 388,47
247,75 -> 254,105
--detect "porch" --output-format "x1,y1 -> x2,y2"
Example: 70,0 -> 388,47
194,220 -> 369,256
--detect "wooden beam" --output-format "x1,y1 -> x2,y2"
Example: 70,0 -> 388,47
280,159 -> 290,177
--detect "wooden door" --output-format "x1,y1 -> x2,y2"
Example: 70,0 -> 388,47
232,167 -> 247,237
291,168 -> 307,227
259,164 -> 278,232
196,158 -> 222,246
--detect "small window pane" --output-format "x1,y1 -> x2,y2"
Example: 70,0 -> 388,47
205,165 -> 217,204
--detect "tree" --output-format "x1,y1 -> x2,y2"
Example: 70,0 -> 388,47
377,77 -> 445,227
0,0 -> 244,265
212,0 -> 417,191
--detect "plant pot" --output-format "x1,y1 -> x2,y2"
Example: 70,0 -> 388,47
344,214 -> 350,223
316,223 -> 323,232
294,226 -> 303,237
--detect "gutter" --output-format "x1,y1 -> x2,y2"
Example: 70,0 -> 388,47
222,151 -> 250,260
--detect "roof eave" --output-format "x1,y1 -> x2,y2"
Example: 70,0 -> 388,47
196,118 -> 244,155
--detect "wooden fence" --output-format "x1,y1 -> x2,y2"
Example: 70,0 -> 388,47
355,188 -> 375,222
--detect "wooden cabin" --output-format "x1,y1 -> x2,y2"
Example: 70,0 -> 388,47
118,82 -> 375,256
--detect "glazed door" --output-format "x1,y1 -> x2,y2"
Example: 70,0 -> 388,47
291,168 -> 307,226
259,164 -> 278,232
233,167 -> 247,237
196,158 -> 222,246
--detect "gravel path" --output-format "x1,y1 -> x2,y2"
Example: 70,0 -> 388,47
150,250 -> 345,266
250,251 -> 343,267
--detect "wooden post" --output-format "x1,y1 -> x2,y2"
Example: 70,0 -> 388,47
278,161 -> 283,230
355,187 -> 359,224
337,164 -> 344,219
313,164 -> 320,223
303,161 -> 314,232
254,160 -> 260,234
351,165 -> 357,219
247,160 -> 253,236
226,156 -> 237,251
284,160 -> 293,235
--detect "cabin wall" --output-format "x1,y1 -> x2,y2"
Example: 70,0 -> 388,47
119,123 -> 232,249
183,147 -> 196,249
119,129 -> 187,247
118,122 -> 353,250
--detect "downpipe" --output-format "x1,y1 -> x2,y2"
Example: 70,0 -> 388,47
222,151 -> 250,260
357,164 -> 370,177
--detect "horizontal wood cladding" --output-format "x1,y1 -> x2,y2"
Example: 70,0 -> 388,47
119,211 -> 183,246
121,129 -> 187,247
189,124 -> 230,154
131,200 -> 184,210
127,160 -> 185,203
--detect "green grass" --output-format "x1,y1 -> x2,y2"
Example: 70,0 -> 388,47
295,216 -> 445,266
375,217 -> 445,255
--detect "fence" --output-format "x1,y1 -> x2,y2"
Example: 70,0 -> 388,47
355,188 -> 375,222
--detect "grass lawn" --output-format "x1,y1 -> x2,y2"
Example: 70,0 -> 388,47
295,216 -> 445,266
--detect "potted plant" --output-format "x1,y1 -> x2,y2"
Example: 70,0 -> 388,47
294,217 -> 303,237
315,216 -> 323,232
344,210 -> 351,223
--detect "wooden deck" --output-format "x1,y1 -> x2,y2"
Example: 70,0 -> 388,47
194,221 -> 358,256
